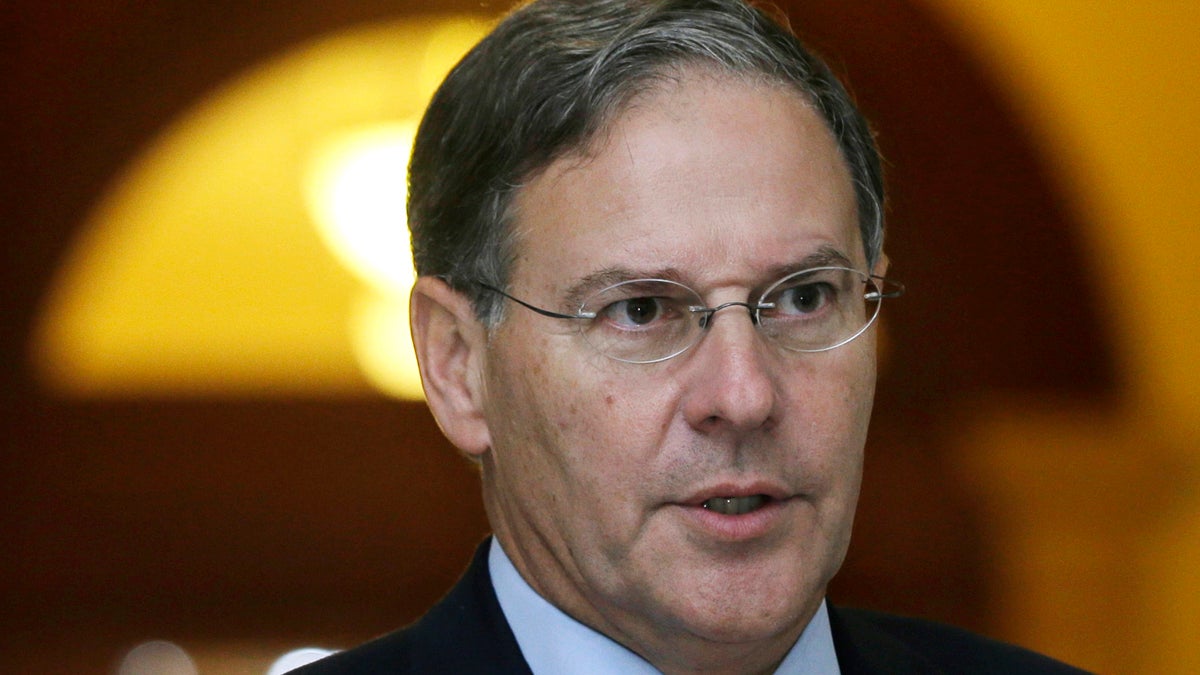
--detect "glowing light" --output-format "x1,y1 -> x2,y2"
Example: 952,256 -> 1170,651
267,647 -> 336,675
304,124 -> 426,399
305,123 -> 418,295
29,15 -> 491,399
350,291 -> 425,400
118,641 -> 197,675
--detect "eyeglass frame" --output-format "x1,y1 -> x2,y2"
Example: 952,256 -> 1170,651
470,266 -> 904,364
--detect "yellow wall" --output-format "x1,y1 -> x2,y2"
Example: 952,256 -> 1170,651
924,2 -> 1200,672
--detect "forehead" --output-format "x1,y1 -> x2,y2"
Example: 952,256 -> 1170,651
510,72 -> 861,291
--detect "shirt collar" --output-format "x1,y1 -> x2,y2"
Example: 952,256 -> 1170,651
488,538 -> 841,675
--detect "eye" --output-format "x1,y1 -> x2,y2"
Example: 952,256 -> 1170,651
772,282 -> 834,316
597,296 -> 673,329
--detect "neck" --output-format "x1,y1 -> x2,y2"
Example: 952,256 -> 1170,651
486,517 -> 813,675
621,614 -> 810,675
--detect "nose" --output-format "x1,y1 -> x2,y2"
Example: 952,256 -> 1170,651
681,305 -> 778,434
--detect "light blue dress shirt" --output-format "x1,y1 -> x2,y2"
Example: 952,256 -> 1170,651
489,539 -> 842,675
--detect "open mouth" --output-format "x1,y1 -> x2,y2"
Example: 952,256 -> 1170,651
701,494 -> 769,515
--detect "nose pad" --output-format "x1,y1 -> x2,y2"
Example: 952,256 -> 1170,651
696,301 -> 761,330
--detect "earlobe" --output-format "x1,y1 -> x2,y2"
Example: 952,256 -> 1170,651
409,277 -> 492,457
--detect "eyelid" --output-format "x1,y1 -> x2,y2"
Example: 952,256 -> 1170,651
564,268 -> 690,309
759,268 -> 836,299
590,296 -> 685,331
581,281 -> 696,320
574,258 -> 861,310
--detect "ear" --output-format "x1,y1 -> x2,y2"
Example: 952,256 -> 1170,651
410,276 -> 492,457
872,253 -> 890,278
870,253 -> 893,364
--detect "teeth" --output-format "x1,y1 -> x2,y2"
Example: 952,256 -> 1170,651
702,495 -> 767,515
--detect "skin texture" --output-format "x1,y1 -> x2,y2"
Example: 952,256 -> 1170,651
411,71 -> 884,675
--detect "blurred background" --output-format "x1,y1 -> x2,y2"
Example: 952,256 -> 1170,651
3,1 -> 1197,673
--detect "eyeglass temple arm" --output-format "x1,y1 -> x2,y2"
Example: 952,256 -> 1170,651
477,282 -> 591,320
865,276 -> 906,301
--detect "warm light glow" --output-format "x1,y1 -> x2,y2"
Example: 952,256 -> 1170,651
266,648 -> 336,675
118,641 -> 197,675
350,290 -> 425,400
305,123 -> 417,295
30,15 -> 492,399
305,124 -> 428,399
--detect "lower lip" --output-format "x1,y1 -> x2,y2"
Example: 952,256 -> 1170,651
674,498 -> 794,542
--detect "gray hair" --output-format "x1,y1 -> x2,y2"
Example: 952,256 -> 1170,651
408,0 -> 884,324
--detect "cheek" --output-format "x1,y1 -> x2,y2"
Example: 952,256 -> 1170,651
833,352 -> 876,498
483,336 -> 642,478
797,341 -> 875,407
788,347 -> 876,475
834,335 -> 878,415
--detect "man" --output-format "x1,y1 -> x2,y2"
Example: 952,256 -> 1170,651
298,0 -> 1089,673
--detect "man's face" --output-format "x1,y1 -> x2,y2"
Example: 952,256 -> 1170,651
476,73 -> 877,668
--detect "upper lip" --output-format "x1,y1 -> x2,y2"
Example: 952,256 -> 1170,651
677,480 -> 794,507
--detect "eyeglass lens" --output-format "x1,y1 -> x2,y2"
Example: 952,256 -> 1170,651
578,267 -> 882,363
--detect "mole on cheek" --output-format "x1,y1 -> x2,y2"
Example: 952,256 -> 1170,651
604,395 -> 615,406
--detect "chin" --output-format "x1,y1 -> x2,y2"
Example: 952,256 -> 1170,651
695,614 -> 798,645
667,578 -> 819,646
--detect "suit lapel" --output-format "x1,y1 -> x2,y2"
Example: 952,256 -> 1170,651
828,603 -> 944,675
404,539 -> 534,673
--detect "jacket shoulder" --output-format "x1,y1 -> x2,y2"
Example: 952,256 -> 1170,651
289,540 -> 532,674
830,606 -> 1094,675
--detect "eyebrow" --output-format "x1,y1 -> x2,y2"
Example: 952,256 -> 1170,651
560,244 -> 858,308
563,266 -> 688,309
760,246 -> 857,281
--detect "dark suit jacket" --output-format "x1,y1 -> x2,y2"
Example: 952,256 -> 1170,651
294,541 -> 1091,674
